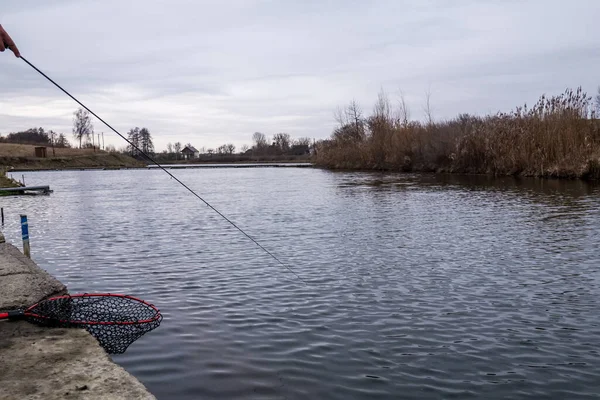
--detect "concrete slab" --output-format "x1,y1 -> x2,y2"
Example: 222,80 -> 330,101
0,242 -> 66,311
0,242 -> 156,400
0,322 -> 155,400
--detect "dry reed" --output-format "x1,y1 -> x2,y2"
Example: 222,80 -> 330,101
315,87 -> 600,180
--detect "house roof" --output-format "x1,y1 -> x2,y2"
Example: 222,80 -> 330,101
181,146 -> 199,153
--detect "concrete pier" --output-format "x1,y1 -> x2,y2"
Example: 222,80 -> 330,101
0,233 -> 156,400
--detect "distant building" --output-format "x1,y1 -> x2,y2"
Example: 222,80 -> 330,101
181,146 -> 199,159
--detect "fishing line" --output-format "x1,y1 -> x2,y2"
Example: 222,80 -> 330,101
18,55 -> 307,285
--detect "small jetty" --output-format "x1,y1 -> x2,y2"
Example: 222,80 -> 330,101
0,185 -> 53,196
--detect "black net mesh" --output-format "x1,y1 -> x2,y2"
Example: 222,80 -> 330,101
25,294 -> 162,354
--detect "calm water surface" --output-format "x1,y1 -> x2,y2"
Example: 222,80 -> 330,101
1,168 -> 599,400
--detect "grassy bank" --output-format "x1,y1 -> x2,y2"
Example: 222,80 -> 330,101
0,144 -> 145,171
0,168 -> 22,188
315,88 -> 600,180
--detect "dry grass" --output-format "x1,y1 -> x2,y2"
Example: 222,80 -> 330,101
0,143 -> 104,157
0,168 -> 21,188
0,143 -> 144,170
315,87 -> 600,180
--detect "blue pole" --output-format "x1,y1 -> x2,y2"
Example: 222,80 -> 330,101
20,214 -> 30,258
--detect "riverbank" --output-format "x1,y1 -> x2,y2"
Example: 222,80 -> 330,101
153,154 -> 312,164
315,87 -> 600,180
0,169 -> 22,188
0,153 -> 145,171
0,143 -> 145,171
0,235 -> 155,400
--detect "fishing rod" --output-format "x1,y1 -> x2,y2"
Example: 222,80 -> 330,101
17,55 -> 306,285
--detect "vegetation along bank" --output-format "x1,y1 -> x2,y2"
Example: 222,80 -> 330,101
314,87 -> 600,180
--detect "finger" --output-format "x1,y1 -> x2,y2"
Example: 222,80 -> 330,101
7,41 -> 20,58
0,40 -> 5,52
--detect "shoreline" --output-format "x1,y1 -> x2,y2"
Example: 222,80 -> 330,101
0,236 -> 156,400
314,164 -> 600,181
6,162 -> 600,182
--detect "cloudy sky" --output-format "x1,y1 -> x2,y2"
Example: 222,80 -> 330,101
1,0 -> 599,152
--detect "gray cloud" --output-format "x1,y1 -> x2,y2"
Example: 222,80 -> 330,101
2,0 -> 599,151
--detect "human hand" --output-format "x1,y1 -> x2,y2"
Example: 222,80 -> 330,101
0,24 -> 20,58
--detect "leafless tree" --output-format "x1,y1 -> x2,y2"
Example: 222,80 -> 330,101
272,133 -> 291,153
373,89 -> 392,120
253,132 -> 268,148
49,130 -> 57,156
423,88 -> 434,125
294,137 -> 312,146
72,107 -> 93,148
397,90 -> 410,126
173,142 -> 182,160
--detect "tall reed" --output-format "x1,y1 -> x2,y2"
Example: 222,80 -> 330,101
315,88 -> 600,179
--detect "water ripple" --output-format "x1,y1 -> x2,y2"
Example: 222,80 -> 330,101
1,169 -> 599,399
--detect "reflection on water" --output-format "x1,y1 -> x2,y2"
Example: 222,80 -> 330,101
1,169 -> 599,400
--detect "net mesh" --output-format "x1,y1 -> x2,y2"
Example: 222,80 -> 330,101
25,294 -> 162,354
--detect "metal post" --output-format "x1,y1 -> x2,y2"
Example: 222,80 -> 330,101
20,214 -> 30,258
22,174 -> 25,186
1,207 -> 3,225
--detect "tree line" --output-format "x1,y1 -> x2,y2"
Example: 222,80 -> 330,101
157,133 -> 313,161
0,127 -> 71,148
1,107 -> 156,158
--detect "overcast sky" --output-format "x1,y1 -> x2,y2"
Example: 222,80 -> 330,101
1,0 -> 599,152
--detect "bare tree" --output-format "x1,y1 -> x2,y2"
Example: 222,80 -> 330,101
166,142 -> 173,154
294,137 -> 312,146
173,142 -> 182,160
252,132 -> 268,148
272,133 -> 291,154
595,86 -> 600,115
373,89 -> 392,120
334,105 -> 347,127
252,132 -> 269,155
347,101 -> 363,129
240,144 -> 249,153
397,90 -> 410,126
333,100 -> 366,143
72,107 -> 93,148
423,88 -> 434,125
49,130 -> 57,156
225,143 -> 236,154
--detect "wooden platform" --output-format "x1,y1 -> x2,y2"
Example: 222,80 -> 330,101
0,186 -> 52,195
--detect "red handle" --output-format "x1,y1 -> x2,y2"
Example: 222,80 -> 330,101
0,311 -> 24,320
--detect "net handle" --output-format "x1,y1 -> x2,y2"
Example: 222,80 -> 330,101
0,310 -> 25,320
0,293 -> 161,324
25,293 -> 161,313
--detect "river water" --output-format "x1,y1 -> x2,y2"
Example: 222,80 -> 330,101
1,168 -> 599,400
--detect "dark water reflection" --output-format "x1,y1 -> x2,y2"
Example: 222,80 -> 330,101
1,169 -> 599,400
